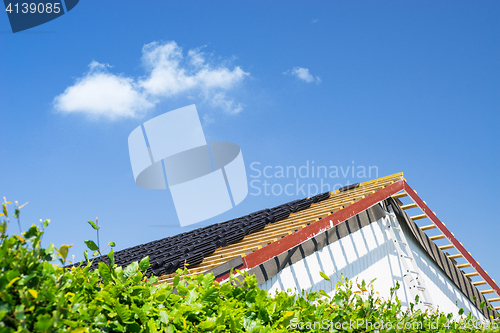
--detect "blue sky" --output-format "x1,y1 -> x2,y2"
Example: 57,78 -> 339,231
1,1 -> 499,282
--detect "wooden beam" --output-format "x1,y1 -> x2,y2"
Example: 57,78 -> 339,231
495,306 -> 500,311
480,289 -> 495,294
448,253 -> 463,259
487,297 -> 500,303
430,234 -> 445,241
457,263 -> 471,269
411,214 -> 427,221
465,272 -> 479,277
473,281 -> 487,286
392,192 -> 407,199
439,244 -> 454,250
359,172 -> 403,187
401,203 -> 417,210
421,224 -> 437,231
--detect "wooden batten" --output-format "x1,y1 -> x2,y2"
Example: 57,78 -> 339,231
430,234 -> 446,241
421,224 -> 437,231
411,214 -> 427,221
392,192 -> 407,199
447,253 -> 463,259
401,203 -> 417,210
480,289 -> 494,294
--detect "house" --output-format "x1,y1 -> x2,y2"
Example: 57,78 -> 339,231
87,173 -> 499,320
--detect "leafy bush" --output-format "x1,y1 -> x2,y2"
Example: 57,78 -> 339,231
0,199 -> 499,332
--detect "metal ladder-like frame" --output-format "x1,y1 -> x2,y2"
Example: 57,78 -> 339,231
384,210 -> 433,309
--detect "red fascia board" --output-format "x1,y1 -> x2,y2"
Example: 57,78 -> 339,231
403,181 -> 500,298
241,180 -> 405,270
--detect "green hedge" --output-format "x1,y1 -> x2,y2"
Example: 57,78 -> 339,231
0,199 -> 499,332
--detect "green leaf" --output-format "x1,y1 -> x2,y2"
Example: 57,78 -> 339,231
85,240 -> 99,251
34,313 -> 52,332
159,310 -> 169,324
44,243 -> 58,261
173,274 -> 180,287
458,308 -> 464,316
480,300 -> 485,309
148,320 -> 158,333
99,262 -> 112,282
115,301 -> 131,322
255,289 -> 267,304
126,323 -> 141,332
131,303 -> 148,323
24,225 -> 38,240
14,305 -> 25,322
201,287 -> 219,303
108,249 -> 115,267
333,294 -> 344,307
124,261 -> 139,278
43,219 -> 50,228
202,273 -> 215,290
2,203 -> 7,217
319,271 -> 331,281
84,250 -> 88,262
185,289 -> 199,305
139,256 -> 150,272
88,220 -> 99,230
199,319 -> 216,330
109,241 -> 116,247
132,270 -> 143,284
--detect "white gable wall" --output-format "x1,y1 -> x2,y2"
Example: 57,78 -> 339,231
257,213 -> 485,320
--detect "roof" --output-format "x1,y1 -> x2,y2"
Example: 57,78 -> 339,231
84,173 -> 400,277
81,173 -> 499,317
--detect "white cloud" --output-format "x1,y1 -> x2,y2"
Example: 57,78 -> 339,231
210,92 -> 244,115
285,67 -> 321,84
312,18 -> 319,23
54,41 -> 249,119
139,41 -> 248,100
54,61 -> 153,119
